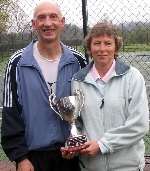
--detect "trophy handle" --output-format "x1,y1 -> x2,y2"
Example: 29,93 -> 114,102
74,89 -> 84,117
49,93 -> 63,120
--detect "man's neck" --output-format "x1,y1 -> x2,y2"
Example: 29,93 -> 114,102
37,41 -> 62,60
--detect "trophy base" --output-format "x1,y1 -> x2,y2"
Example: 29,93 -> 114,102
64,135 -> 87,152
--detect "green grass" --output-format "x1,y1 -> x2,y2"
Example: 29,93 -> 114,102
0,55 -> 9,75
145,132 -> 150,154
0,147 -> 8,160
121,44 -> 150,52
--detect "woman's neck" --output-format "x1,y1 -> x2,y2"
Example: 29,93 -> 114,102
95,61 -> 113,78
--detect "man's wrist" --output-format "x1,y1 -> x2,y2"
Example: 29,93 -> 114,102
15,155 -> 28,164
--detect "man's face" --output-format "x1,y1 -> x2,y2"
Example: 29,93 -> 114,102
32,4 -> 65,43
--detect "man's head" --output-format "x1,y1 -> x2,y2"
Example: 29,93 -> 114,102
32,1 -> 65,43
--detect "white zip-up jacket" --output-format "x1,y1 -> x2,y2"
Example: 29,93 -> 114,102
72,60 -> 149,171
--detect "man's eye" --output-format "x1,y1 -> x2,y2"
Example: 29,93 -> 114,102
50,14 -> 58,20
51,14 -> 57,18
37,14 -> 59,21
37,15 -> 46,20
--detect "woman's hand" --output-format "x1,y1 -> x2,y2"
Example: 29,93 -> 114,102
80,141 -> 101,157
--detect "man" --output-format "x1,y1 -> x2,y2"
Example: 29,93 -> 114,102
1,1 -> 86,171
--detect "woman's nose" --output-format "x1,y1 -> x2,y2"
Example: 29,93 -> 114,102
99,43 -> 106,51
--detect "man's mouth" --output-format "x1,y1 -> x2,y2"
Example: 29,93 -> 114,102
43,28 -> 55,32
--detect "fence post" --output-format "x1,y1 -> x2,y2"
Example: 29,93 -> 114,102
81,0 -> 89,63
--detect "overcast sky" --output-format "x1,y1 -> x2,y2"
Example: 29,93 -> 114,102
17,0 -> 150,27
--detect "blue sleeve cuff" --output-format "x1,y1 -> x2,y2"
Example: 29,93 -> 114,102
97,140 -> 110,154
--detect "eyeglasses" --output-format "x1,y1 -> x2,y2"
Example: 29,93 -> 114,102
35,13 -> 60,22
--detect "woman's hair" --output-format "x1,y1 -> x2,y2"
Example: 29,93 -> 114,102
84,21 -> 122,58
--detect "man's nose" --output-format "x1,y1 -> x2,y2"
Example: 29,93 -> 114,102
44,16 -> 53,26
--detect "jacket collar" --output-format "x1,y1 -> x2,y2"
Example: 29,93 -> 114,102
73,59 -> 130,81
115,59 -> 130,75
19,41 -> 76,68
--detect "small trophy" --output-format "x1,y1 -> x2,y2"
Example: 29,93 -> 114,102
49,90 -> 87,151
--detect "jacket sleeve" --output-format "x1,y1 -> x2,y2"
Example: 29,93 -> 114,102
69,46 -> 87,69
1,55 -> 28,162
100,67 -> 149,153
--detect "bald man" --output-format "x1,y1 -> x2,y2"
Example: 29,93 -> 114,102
1,1 -> 86,171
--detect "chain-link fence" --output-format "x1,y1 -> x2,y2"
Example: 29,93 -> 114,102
0,0 -> 150,165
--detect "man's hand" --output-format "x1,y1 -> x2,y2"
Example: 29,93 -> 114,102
17,159 -> 34,171
61,146 -> 84,159
61,147 -> 77,159
80,141 -> 101,157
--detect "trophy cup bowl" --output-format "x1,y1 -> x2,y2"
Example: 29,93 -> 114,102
49,90 -> 87,152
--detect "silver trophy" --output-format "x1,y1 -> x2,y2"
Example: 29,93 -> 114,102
49,90 -> 87,149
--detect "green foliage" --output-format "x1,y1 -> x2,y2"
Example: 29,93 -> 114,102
0,0 -> 10,33
0,12 -> 9,32
121,22 -> 150,45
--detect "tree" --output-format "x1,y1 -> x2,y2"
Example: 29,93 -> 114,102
0,0 -> 10,33
6,0 -> 31,33
61,24 -> 83,45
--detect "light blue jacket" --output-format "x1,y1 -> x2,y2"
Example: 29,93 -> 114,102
72,60 -> 149,171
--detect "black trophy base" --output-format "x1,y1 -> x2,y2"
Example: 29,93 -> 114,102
64,135 -> 87,152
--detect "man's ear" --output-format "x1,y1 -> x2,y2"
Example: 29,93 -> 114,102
61,17 -> 65,27
32,19 -> 36,31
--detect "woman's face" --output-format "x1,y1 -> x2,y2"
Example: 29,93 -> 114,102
90,34 -> 116,68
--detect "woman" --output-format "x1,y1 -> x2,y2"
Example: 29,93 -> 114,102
71,21 -> 149,171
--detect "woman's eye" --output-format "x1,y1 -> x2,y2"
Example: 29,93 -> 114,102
94,42 -> 101,45
105,42 -> 112,46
